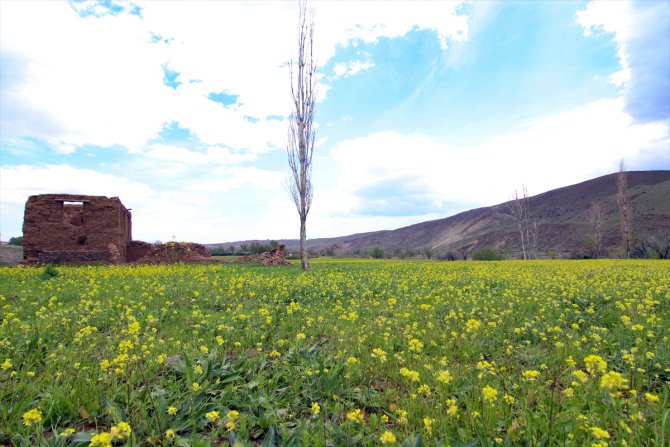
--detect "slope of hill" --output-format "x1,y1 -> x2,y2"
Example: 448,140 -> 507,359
213,171 -> 670,259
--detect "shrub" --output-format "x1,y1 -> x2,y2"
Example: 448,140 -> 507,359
369,246 -> 385,259
8,236 -> 23,246
471,247 -> 501,261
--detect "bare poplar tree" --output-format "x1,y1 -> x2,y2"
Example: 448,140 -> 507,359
617,160 -> 632,258
287,0 -> 316,270
586,200 -> 604,258
509,188 -> 528,260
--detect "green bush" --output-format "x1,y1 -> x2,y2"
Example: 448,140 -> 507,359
369,246 -> 385,259
8,236 -> 23,246
471,246 -> 502,261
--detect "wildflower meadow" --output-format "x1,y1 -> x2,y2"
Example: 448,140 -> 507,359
0,259 -> 668,446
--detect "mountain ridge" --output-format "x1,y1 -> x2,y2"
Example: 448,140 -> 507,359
209,170 -> 670,258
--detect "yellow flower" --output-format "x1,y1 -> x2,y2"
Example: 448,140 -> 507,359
165,428 -> 176,439
110,421 -> 131,440
418,384 -> 432,396
90,432 -> 112,447
371,348 -> 387,363
346,356 -> 358,365
192,382 -> 201,391
60,428 -> 76,437
522,370 -> 540,381
584,355 -> 607,374
436,370 -> 452,384
482,385 -> 498,403
167,406 -> 177,415
446,398 -> 458,416
205,410 -> 220,422
573,370 -> 588,383
199,345 -> 209,354
311,402 -> 320,415
225,410 -> 239,431
22,408 -> 42,426
399,367 -> 420,382
396,409 -> 408,424
127,321 -> 140,335
380,430 -> 397,444
590,426 -> 610,439
2,358 -> 13,370
423,417 -> 434,435
645,392 -> 659,403
408,338 -> 423,352
346,408 -> 365,424
600,371 -> 627,396
466,319 -> 481,332
296,333 -> 306,340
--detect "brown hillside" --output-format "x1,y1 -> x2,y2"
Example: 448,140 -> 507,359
254,171 -> 670,258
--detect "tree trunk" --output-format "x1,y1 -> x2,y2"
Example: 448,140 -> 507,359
617,161 -> 631,258
300,213 -> 309,270
518,228 -> 527,260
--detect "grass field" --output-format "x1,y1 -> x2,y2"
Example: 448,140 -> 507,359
1,260 -> 668,446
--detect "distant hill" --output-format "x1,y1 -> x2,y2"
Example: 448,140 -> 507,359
209,171 -> 670,259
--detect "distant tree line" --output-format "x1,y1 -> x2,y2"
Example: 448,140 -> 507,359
209,241 -> 279,256
8,236 -> 23,246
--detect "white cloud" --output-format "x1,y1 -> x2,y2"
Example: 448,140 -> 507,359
1,1 -> 469,156
333,60 -> 374,78
576,1 -> 633,87
314,1 -> 468,55
576,0 -> 670,123
325,98 -> 669,227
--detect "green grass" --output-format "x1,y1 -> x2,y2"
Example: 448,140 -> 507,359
0,259 -> 668,446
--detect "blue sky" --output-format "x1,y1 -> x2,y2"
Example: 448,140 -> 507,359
1,0 -> 669,243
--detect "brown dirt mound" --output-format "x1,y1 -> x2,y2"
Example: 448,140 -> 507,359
133,242 -> 214,264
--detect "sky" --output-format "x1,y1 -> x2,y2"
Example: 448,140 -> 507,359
1,0 -> 669,244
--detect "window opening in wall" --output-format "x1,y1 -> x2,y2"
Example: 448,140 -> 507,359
61,201 -> 85,227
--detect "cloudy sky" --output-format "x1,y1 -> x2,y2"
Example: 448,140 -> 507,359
1,0 -> 669,244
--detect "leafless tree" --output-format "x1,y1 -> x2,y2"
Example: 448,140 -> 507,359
617,160 -> 632,258
586,200 -> 604,258
287,0 -> 316,270
509,187 -> 528,260
633,233 -> 670,259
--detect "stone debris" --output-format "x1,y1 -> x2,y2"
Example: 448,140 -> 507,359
132,242 -> 213,265
234,244 -> 290,266
258,244 -> 290,266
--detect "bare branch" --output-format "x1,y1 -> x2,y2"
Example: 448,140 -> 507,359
586,200 -> 604,258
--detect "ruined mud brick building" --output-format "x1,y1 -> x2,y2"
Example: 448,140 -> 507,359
22,193 -> 282,265
23,194 -> 133,264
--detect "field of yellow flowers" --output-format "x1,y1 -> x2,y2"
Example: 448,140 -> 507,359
1,259 -> 668,446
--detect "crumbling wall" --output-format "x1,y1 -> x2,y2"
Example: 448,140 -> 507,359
22,194 -> 132,264
258,244 -> 290,265
126,240 -> 153,263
